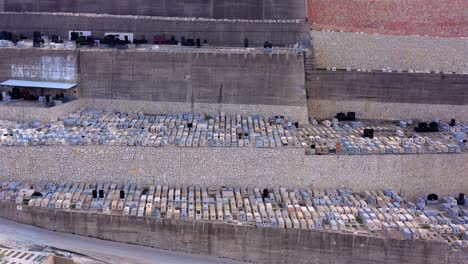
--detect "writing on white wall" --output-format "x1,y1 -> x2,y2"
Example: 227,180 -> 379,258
11,55 -> 76,82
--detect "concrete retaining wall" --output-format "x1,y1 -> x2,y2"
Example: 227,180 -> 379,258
307,71 -> 468,106
311,31 -> 468,73
0,43 -> 466,125
0,146 -> 466,199
305,71 -> 468,121
79,49 -> 306,106
1,202 -> 464,264
0,47 -> 309,122
307,0 -> 468,37
0,47 -> 77,83
2,0 -> 306,20
0,12 -> 309,47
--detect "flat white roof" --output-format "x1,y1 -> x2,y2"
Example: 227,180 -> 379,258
0,80 -> 76,89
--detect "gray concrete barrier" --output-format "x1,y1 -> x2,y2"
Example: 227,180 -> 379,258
1,0 -> 306,20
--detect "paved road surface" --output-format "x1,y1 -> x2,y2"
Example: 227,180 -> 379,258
0,218 -> 247,264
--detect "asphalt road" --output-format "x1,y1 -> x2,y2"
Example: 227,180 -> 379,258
0,218 -> 247,264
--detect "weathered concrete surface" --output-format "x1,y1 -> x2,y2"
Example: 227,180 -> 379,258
308,99 -> 468,122
0,147 -> 466,199
305,71 -> 468,121
0,37 -> 466,126
0,47 -> 308,122
0,218 -> 244,264
0,47 -> 77,83
1,202 -> 465,264
79,49 -> 306,107
307,71 -> 468,106
307,0 -> 468,37
2,0 -> 306,20
311,31 -> 468,72
0,12 -> 309,47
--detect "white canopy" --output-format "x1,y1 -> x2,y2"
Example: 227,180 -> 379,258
0,80 -> 76,90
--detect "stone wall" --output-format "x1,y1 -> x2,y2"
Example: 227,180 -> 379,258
0,47 -> 77,83
1,202 -> 464,264
307,0 -> 468,37
0,12 -> 309,47
0,146 -> 466,199
79,49 -> 306,107
2,0 -> 306,20
311,31 -> 468,73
